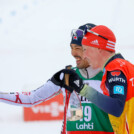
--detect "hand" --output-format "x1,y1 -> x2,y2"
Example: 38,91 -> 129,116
50,69 -> 65,87
62,69 -> 84,93
50,69 -> 74,92
51,69 -> 84,93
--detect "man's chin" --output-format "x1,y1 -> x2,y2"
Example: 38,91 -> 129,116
76,63 -> 89,69
76,64 -> 84,69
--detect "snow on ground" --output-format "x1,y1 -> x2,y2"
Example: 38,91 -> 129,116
0,102 -> 62,134
0,0 -> 134,134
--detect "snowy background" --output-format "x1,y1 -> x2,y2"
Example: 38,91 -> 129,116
0,0 -> 134,133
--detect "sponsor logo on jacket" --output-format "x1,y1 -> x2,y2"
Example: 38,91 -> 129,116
108,77 -> 126,83
113,85 -> 124,95
111,71 -> 121,76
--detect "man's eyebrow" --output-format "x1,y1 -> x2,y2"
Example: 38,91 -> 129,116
74,45 -> 81,48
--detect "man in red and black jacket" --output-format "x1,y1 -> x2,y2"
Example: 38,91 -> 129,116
53,25 -> 134,134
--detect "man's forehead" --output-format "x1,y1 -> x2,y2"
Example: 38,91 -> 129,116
71,44 -> 82,48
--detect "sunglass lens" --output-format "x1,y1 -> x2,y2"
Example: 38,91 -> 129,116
71,29 -> 84,38
75,30 -> 83,37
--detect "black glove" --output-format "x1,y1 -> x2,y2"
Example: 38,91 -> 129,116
50,69 -> 65,87
63,69 -> 84,93
51,69 -> 84,93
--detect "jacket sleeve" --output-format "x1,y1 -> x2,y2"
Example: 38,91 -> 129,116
80,70 -> 127,117
0,81 -> 61,107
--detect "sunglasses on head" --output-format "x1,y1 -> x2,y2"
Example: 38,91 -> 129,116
71,25 -> 108,40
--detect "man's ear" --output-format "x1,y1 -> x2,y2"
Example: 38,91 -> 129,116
98,48 -> 103,53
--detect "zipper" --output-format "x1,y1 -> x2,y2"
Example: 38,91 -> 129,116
85,68 -> 89,79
